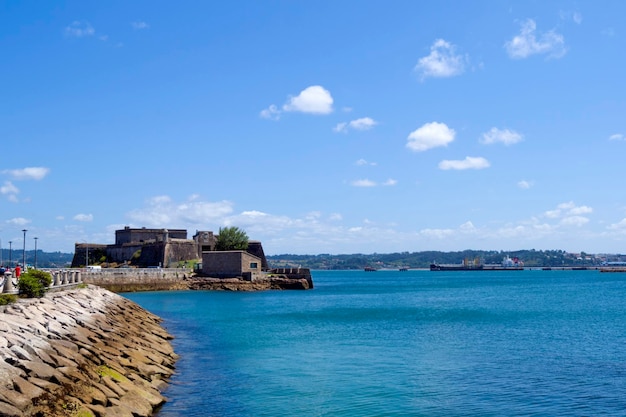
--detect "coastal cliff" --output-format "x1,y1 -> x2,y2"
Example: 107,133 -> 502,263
0,286 -> 177,417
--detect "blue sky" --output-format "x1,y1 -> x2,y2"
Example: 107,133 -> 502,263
2,1 -> 626,255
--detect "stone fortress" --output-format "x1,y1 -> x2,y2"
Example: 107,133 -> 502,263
72,226 -> 269,271
70,227 -> 313,289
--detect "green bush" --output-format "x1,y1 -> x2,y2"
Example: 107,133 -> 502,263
0,294 -> 17,305
18,269 -> 52,298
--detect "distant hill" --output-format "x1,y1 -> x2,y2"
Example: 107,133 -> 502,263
0,248 -> 620,270
1,249 -> 73,268
267,249 -> 620,270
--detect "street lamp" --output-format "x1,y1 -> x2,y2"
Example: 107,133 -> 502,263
22,229 -> 27,269
8,241 -> 12,267
34,237 -> 38,269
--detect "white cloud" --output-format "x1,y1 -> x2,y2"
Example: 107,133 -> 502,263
333,122 -> 347,132
573,12 -> 583,24
329,213 -> 343,221
609,133 -> 624,141
7,217 -> 30,226
438,156 -> 490,170
65,21 -> 95,38
1,181 -> 19,195
542,202 -> 592,223
127,195 -> 235,227
561,216 -> 589,227
349,178 -> 397,187
355,159 -> 377,166
459,221 -> 477,232
3,167 -> 50,180
557,201 -> 576,210
350,179 -> 377,187
505,19 -> 566,59
569,205 -> 593,215
480,127 -> 523,145
420,222 -> 479,239
282,85 -> 334,114
415,39 -> 466,80
406,122 -> 455,152
608,219 -> 626,231
419,227 -> 454,239
544,209 -> 561,219
260,104 -> 281,120
334,117 -> 377,133
560,10 -> 582,24
74,213 -> 94,222
517,180 -> 533,189
132,21 -> 149,30
261,85 -> 334,120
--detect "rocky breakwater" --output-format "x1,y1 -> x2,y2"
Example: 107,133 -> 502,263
188,276 -> 312,291
0,286 -> 178,417
189,268 -> 314,291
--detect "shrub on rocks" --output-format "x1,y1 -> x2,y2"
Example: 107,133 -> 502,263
17,269 -> 52,298
0,294 -> 17,305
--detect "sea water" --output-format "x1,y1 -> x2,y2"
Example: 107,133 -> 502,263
125,270 -> 626,416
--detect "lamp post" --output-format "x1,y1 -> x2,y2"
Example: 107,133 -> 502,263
34,237 -> 38,269
86,244 -> 88,268
8,241 -> 12,267
22,229 -> 27,269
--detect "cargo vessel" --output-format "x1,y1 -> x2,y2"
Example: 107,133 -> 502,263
430,256 -> 524,271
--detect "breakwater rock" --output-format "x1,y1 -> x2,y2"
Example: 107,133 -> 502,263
188,276 -> 312,291
0,286 -> 177,417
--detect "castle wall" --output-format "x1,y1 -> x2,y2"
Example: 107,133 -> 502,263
107,244 -> 144,264
71,244 -> 108,268
163,240 -> 199,267
115,227 -> 187,245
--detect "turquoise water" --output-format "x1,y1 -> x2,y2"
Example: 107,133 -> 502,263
125,270 -> 626,416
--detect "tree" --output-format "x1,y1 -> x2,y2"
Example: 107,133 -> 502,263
215,227 -> 249,251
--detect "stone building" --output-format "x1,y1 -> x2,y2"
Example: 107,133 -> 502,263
200,250 -> 264,281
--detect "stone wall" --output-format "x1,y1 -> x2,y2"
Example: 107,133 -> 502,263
270,268 -> 314,289
81,268 -> 191,292
0,286 -> 177,416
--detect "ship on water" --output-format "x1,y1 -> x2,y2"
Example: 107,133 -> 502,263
430,256 -> 524,271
